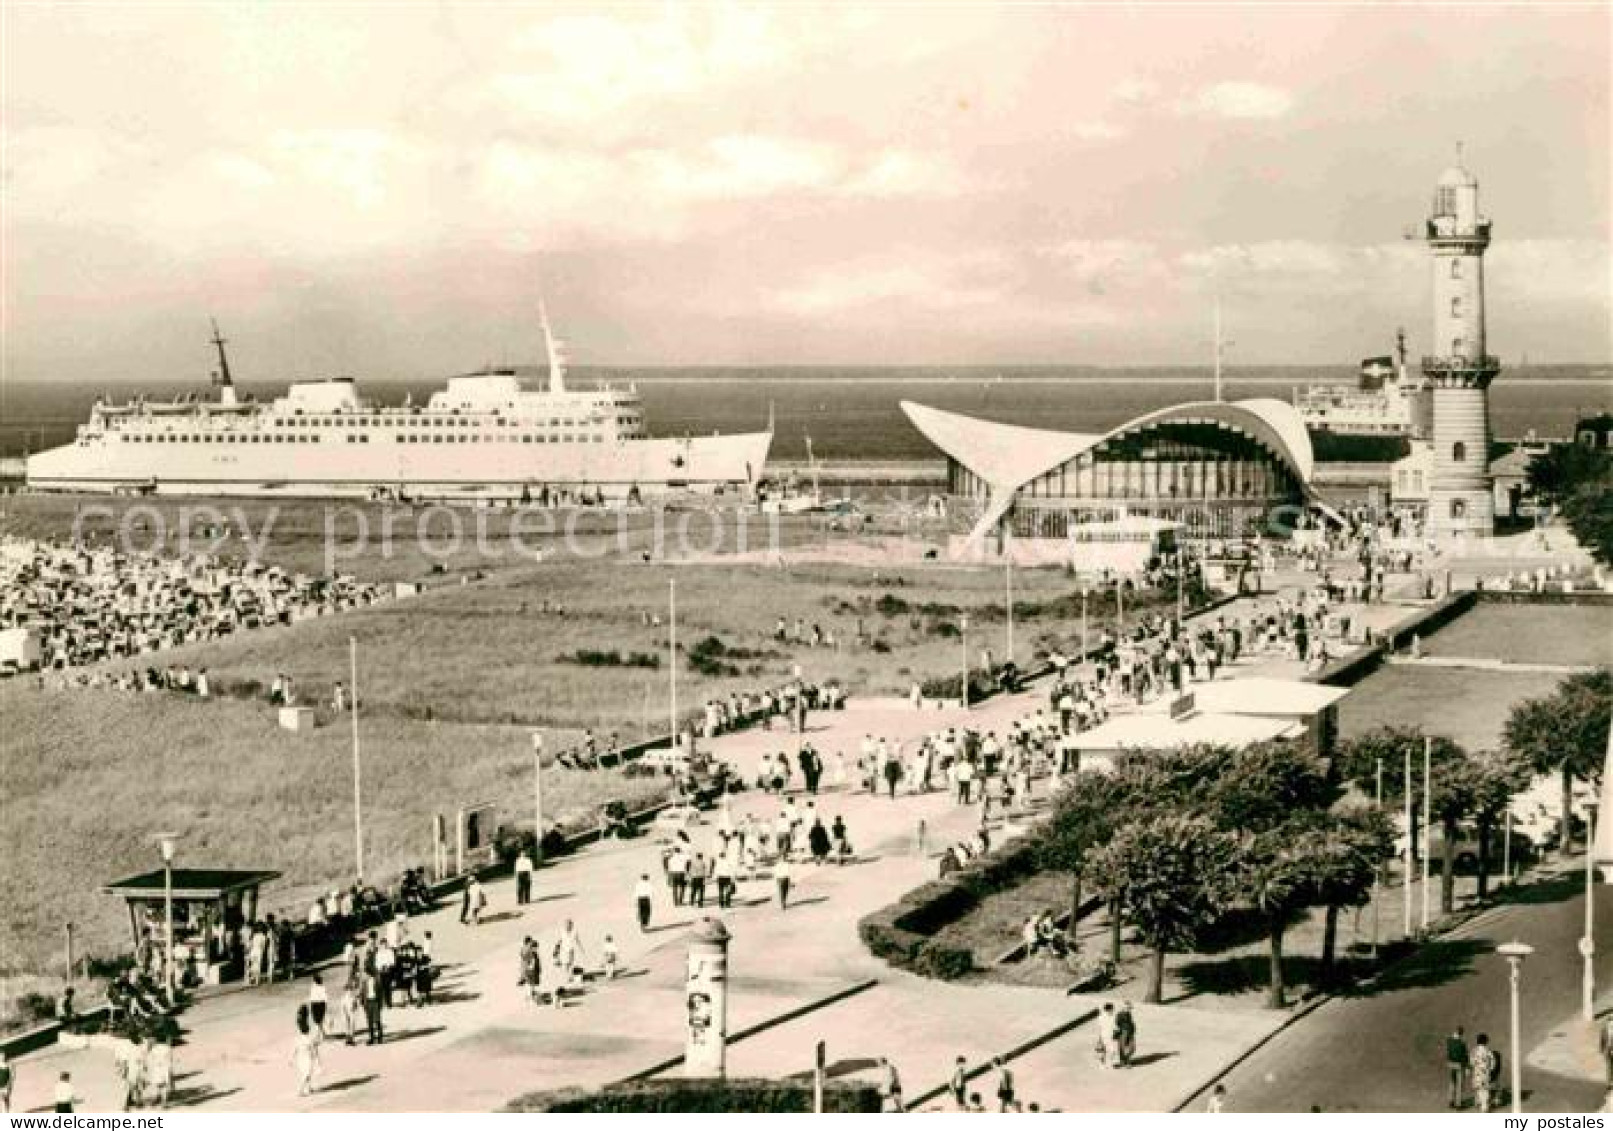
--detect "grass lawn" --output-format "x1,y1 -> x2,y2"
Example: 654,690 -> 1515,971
80,555 -> 1157,732
1419,603 -> 1613,668
1337,665 -> 1567,752
0,682 -> 667,1026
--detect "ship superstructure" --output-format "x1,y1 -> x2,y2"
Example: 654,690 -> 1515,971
1295,329 -> 1426,437
26,317 -> 772,498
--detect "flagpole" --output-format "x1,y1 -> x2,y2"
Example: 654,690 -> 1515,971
1421,736 -> 1432,930
350,636 -> 364,883
1403,744 -> 1413,939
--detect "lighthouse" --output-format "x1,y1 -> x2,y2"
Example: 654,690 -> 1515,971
1422,155 -> 1498,538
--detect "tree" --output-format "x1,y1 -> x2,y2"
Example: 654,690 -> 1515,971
1337,726 -> 1432,860
1037,771 -> 1133,949
1426,739 -> 1478,914
1467,748 -> 1534,898
1234,822 -> 1317,1009
1311,809 -> 1394,980
1505,668 -> 1612,857
1526,443 -> 1610,506
1089,815 -> 1233,1003
1529,444 -> 1613,565
1208,740 -> 1339,832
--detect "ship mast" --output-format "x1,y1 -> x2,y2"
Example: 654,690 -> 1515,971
1212,299 -> 1233,402
540,300 -> 567,394
210,318 -> 238,407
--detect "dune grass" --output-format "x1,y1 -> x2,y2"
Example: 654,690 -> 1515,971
0,684 -> 666,996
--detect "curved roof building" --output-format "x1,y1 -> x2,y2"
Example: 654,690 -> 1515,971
901,397 -> 1320,552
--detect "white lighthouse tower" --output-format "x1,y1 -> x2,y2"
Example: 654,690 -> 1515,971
1422,154 -> 1498,538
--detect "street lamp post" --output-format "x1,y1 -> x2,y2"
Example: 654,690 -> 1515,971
1584,801 -> 1599,1020
960,615 -> 970,710
1497,940 -> 1534,1113
531,731 -> 545,864
1004,557 -> 1014,668
1373,757 -> 1383,958
156,832 -> 179,1004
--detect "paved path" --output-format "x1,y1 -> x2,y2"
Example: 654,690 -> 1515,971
7,585 -> 1433,1114
1210,872 -> 1613,1113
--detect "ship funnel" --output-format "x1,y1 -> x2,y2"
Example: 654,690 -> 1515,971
540,300 -> 568,394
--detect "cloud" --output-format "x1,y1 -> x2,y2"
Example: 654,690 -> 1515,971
771,256 -> 1010,317
1070,121 -> 1128,142
1181,81 -> 1295,120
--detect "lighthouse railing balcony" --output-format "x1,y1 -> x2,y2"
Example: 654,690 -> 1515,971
1421,354 -> 1500,376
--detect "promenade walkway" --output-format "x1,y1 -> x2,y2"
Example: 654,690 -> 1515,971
8,581 -> 1425,1114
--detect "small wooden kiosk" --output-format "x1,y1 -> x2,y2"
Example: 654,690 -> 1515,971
104,868 -> 280,987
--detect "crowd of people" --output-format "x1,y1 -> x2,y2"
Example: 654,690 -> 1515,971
2,535 -> 389,680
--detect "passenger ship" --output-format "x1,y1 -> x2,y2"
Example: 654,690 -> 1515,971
26,313 -> 773,499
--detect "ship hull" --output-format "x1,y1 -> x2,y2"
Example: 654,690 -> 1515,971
26,431 -> 773,498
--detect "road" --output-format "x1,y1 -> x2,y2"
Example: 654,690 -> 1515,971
1213,872 -> 1613,1113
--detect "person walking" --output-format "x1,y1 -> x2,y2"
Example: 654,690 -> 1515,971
1470,1033 -> 1498,1113
144,1034 -> 173,1109
362,966 -> 385,1046
54,1072 -> 77,1114
879,1057 -> 904,1113
340,971 -> 360,1046
634,873 -> 655,932
291,1013 -> 320,1097
0,1050 -> 13,1113
993,1057 -> 1017,1112
467,877 -> 486,926
308,975 -> 329,1036
1205,1084 -> 1227,1113
515,849 -> 534,906
948,1056 -> 969,1109
1445,1026 -> 1469,1108
773,855 -> 793,910
1115,1001 -> 1137,1067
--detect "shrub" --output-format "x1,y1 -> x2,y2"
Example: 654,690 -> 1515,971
857,835 -> 1043,983
558,649 -> 660,669
874,593 -> 911,617
508,1077 -> 882,1113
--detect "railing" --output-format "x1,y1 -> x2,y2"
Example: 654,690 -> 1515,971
1421,355 -> 1500,375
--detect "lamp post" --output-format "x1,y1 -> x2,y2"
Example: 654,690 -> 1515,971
531,731 -> 545,864
960,615 -> 970,710
1004,557 -> 1014,668
349,635 -> 364,883
668,578 -> 678,750
1080,586 -> 1089,656
1421,735 -> 1432,931
1584,801 -> 1599,1020
1497,940 -> 1534,1113
156,832 -> 179,1004
1372,757 -> 1383,958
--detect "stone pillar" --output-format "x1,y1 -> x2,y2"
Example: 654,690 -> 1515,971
684,917 -> 732,1077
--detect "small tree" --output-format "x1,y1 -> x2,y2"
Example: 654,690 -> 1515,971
1337,725 -> 1433,861
1037,771 -> 1133,949
1089,814 -> 1233,1003
1312,809 -> 1394,980
1234,824 -> 1315,1009
1426,738 -> 1478,914
1505,668 -> 1612,857
1468,748 -> 1533,898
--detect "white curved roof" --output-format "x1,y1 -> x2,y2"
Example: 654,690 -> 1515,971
899,401 -> 1100,490
901,397 -> 1316,492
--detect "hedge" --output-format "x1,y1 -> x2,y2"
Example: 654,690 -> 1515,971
857,833 -> 1045,982
507,1077 -> 882,1112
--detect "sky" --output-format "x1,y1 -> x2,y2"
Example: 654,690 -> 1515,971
3,2 -> 1609,382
